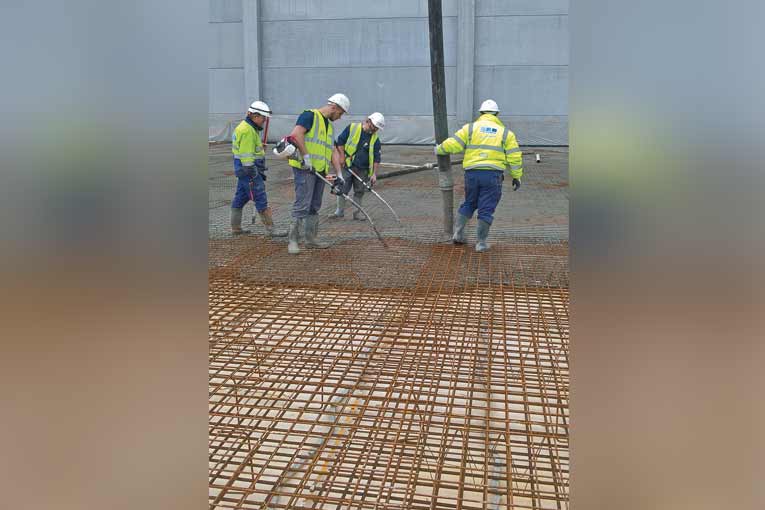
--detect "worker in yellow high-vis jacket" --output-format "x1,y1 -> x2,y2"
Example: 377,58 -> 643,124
435,99 -> 523,252
230,100 -> 286,237
329,112 -> 384,220
284,93 -> 349,255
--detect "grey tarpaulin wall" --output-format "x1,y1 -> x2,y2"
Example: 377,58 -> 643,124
209,0 -> 568,145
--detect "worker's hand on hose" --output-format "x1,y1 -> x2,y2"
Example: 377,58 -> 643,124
301,154 -> 313,171
334,172 -> 345,185
512,178 -> 521,191
330,182 -> 344,196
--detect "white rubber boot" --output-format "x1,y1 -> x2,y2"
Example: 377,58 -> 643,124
452,213 -> 469,244
328,196 -> 346,219
231,208 -> 250,235
475,219 -> 491,252
287,218 -> 302,254
304,215 -> 330,249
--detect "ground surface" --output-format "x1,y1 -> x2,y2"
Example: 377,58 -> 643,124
209,145 -> 569,509
209,145 -> 568,245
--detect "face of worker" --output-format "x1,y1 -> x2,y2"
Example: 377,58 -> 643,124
363,119 -> 379,134
249,112 -> 267,127
328,104 -> 345,121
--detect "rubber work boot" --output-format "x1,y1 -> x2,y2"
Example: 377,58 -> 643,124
304,214 -> 331,249
287,218 -> 302,255
475,219 -> 491,252
328,196 -> 346,219
231,208 -> 249,235
352,194 -> 365,221
257,207 -> 287,237
452,213 -> 469,244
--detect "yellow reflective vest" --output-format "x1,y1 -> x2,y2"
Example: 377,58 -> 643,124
343,122 -> 379,175
436,113 -> 523,180
232,118 -> 264,168
288,109 -> 334,174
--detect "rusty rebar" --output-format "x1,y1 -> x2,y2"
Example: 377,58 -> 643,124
209,245 -> 569,509
209,145 -> 569,510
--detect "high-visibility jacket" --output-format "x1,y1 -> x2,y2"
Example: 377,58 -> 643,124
232,117 -> 264,175
343,122 -> 379,175
288,109 -> 334,174
436,113 -> 523,180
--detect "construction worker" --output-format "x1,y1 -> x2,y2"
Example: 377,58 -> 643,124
230,100 -> 286,237
435,99 -> 523,252
329,112 -> 384,220
284,93 -> 350,254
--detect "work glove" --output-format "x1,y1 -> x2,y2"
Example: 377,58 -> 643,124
301,154 -> 313,171
236,166 -> 256,179
254,159 -> 267,180
329,181 -> 344,196
434,144 -> 440,156
512,178 -> 521,191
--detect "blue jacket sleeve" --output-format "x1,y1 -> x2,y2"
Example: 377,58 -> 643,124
373,139 -> 381,163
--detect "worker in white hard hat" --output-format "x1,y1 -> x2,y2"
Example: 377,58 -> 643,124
230,100 -> 286,237
435,99 -> 523,252
329,112 -> 384,220
283,93 -> 350,254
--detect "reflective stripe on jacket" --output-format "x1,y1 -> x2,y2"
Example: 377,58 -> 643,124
232,118 -> 264,170
343,122 -> 379,175
436,113 -> 523,179
288,109 -> 334,174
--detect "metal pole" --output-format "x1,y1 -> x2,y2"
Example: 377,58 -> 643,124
427,0 -> 454,239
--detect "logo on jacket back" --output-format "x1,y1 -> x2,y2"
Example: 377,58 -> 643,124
479,127 -> 498,135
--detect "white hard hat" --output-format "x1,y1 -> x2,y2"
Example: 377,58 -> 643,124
479,99 -> 499,113
273,137 -> 296,159
368,112 -> 385,130
248,100 -> 272,117
327,93 -> 350,113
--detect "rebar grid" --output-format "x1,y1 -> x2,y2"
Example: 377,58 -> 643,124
209,238 -> 569,291
209,242 -> 569,510
210,143 -> 569,509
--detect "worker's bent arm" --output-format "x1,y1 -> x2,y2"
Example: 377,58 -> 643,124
503,130 -> 523,180
288,125 -> 309,159
371,141 -> 381,179
436,124 -> 469,155
332,145 -> 345,174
